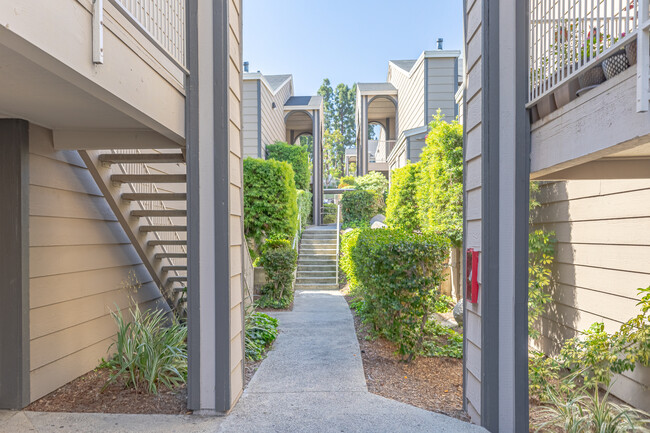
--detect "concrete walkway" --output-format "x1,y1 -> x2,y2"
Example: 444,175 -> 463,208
1,290 -> 486,433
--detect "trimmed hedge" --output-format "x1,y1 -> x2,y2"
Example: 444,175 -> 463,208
258,239 -> 297,309
341,228 -> 450,360
297,189 -> 312,231
266,142 -> 310,191
243,158 -> 298,253
386,163 -> 421,232
341,190 -> 379,226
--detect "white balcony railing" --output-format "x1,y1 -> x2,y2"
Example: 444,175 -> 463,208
111,0 -> 186,69
529,0 -> 649,107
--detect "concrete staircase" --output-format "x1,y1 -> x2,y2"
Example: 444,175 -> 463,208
295,227 -> 339,291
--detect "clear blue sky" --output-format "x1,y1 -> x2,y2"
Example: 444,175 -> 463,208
243,0 -> 464,96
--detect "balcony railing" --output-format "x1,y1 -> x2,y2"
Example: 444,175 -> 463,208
374,140 -> 396,163
110,0 -> 186,69
528,0 -> 649,107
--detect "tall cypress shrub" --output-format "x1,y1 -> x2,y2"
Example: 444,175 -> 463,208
266,142 -> 310,191
386,163 -> 421,232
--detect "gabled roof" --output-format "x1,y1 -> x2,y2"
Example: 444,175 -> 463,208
389,60 -> 417,73
265,74 -> 292,92
356,83 -> 398,97
285,95 -> 323,110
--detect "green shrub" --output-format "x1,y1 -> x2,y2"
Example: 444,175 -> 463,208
386,163 -> 421,232
258,239 -> 297,309
338,176 -> 356,188
297,189 -> 313,231
102,303 -> 187,394
528,229 -> 556,339
345,229 -> 450,360
416,112 -> 464,246
245,310 -> 279,361
341,190 -> 379,225
422,321 -> 463,358
266,142 -> 310,190
322,202 -> 337,224
340,229 -> 362,290
355,171 -> 389,210
243,158 -> 298,253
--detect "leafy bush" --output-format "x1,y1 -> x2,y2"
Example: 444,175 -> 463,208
340,229 -> 362,290
338,176 -> 356,189
245,310 -> 279,361
258,239 -> 297,309
342,219 -> 371,230
344,228 -> 450,360
322,202 -> 337,224
416,112 -> 463,246
266,142 -> 310,190
102,303 -> 187,394
355,171 -> 389,203
243,158 -> 298,253
297,189 -> 312,231
341,190 -> 379,225
529,229 -> 556,339
386,163 -> 421,232
422,322 -> 463,358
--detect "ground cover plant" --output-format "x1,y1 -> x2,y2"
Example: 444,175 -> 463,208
257,239 -> 297,309
245,308 -> 279,361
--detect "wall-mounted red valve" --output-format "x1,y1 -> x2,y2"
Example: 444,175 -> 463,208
466,248 -> 479,304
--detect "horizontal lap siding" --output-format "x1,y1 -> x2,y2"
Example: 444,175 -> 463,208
242,80 -> 259,158
27,124 -> 164,402
464,0 -> 482,424
427,57 -> 457,121
532,179 -> 650,411
228,0 -> 244,406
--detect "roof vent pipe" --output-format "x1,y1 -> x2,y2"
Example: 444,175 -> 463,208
244,61 -> 249,72
437,38 -> 443,50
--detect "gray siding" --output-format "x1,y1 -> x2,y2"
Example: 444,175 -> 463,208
260,79 -> 291,150
28,124 -> 167,402
464,0 -> 483,423
532,179 -> 650,412
242,80 -> 259,158
426,57 -> 458,122
389,62 -> 425,137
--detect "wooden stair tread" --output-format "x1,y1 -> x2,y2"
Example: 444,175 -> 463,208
131,209 -> 186,217
139,225 -> 187,232
122,193 -> 186,201
162,266 -> 187,272
155,252 -> 187,259
99,153 -> 184,164
148,240 -> 187,246
111,174 -> 186,183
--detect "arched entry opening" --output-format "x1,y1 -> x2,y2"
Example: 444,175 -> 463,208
356,93 -> 397,176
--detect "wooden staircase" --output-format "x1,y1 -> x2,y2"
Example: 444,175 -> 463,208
79,149 -> 187,310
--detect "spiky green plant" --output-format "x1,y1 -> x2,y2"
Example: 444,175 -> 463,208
102,303 -> 187,394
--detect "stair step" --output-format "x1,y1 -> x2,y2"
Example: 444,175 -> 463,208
300,248 -> 337,254
296,277 -> 337,284
300,239 -> 337,245
297,271 -> 336,277
148,239 -> 187,246
99,153 -> 184,164
155,252 -> 187,259
162,265 -> 187,272
299,254 -> 337,260
295,283 -> 339,290
131,209 -> 187,217
111,174 -> 186,183
303,229 -> 337,234
297,264 -> 337,271
139,225 -> 187,232
167,276 -> 187,283
122,193 -> 187,201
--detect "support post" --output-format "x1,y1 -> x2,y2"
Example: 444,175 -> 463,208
312,111 -> 322,225
0,119 -> 30,409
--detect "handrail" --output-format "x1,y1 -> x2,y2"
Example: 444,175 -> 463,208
292,213 -> 302,252
336,203 -> 341,284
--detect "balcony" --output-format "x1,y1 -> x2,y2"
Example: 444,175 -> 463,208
0,0 -> 187,147
528,0 -> 650,179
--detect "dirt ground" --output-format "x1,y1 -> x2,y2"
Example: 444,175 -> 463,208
343,292 -> 469,422
27,369 -> 188,414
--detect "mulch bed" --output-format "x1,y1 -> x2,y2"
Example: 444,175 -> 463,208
26,369 -> 188,414
343,290 -> 469,422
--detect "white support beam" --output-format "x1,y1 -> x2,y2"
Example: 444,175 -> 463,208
53,129 -> 184,150
92,0 -> 104,64
638,0 -> 650,112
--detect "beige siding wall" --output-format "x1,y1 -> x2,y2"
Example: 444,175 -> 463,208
228,0 -> 245,406
389,63 -> 425,137
427,57 -> 458,121
464,0 -> 483,423
28,124 -> 167,402
242,80 -> 259,158
532,179 -> 650,412
260,80 -> 291,149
